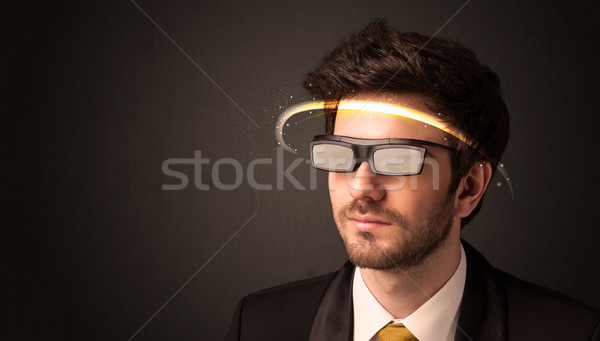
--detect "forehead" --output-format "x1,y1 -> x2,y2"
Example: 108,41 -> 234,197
333,93 -> 452,144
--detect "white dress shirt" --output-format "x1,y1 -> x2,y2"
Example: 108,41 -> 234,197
352,245 -> 467,341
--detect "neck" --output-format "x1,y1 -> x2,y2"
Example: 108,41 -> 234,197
358,230 -> 462,319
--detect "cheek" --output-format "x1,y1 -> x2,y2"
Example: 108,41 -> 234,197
328,172 -> 346,193
328,173 -> 348,207
384,184 -> 421,214
417,157 -> 452,193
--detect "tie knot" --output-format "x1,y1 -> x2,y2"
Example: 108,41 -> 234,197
377,323 -> 419,341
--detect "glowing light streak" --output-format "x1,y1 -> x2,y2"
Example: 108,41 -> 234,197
274,100 -> 513,199
275,101 -> 336,153
275,100 -> 473,154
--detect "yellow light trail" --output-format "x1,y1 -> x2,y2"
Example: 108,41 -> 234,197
274,99 -> 512,198
275,100 -> 473,154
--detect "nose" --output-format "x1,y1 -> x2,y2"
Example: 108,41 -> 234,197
348,161 -> 385,202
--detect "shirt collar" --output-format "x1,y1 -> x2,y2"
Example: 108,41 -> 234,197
352,244 -> 467,341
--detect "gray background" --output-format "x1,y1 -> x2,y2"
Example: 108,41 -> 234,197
4,0 -> 600,340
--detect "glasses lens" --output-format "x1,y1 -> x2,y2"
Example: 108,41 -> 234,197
311,144 -> 354,171
373,147 -> 424,175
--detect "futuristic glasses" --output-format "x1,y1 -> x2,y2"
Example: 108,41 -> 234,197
309,135 -> 455,176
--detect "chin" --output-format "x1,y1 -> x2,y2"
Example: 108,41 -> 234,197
347,246 -> 421,271
343,223 -> 452,271
335,194 -> 455,271
341,232 -> 406,270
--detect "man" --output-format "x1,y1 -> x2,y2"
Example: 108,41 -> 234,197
226,20 -> 600,341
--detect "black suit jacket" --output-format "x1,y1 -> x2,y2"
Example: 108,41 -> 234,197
225,242 -> 600,340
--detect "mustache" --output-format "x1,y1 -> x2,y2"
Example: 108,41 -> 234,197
339,200 -> 407,227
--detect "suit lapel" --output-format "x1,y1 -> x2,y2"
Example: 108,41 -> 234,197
455,241 -> 508,341
308,261 -> 355,341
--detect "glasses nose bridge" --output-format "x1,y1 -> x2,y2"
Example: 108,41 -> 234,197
353,145 -> 375,171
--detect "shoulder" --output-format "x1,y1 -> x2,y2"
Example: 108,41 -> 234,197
499,269 -> 600,340
225,264 -> 350,341
500,269 -> 600,317
461,241 -> 600,340
244,270 -> 337,309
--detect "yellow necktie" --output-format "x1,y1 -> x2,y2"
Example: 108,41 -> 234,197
377,323 -> 419,341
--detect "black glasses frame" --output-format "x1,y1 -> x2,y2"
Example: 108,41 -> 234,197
309,134 -> 456,176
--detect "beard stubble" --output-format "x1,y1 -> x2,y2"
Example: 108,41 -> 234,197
334,195 -> 455,271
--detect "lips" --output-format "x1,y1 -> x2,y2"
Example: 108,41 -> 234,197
348,214 -> 391,232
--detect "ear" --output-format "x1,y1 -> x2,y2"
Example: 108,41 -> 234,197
454,162 -> 493,218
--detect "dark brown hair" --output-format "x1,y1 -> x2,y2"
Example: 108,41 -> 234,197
304,19 -> 510,226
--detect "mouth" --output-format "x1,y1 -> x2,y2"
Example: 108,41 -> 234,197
348,214 -> 391,232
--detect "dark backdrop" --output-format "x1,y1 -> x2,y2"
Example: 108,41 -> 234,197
4,0 -> 600,340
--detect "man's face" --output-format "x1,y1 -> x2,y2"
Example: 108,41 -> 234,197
329,93 -> 458,270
